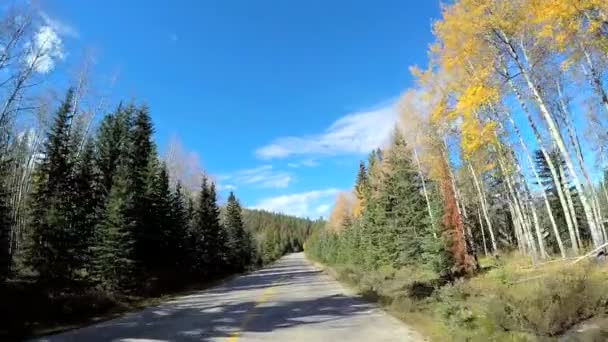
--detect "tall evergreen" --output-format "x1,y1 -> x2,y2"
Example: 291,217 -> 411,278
27,89 -> 80,286
95,105 -> 133,198
91,162 -> 136,292
193,176 -> 226,277
72,139 -> 102,279
225,191 -> 252,271
150,162 -> 174,273
364,129 -> 430,268
170,182 -> 191,272
127,105 -> 158,275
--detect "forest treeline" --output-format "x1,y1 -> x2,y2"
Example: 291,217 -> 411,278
0,5 -> 320,337
307,0 -> 608,339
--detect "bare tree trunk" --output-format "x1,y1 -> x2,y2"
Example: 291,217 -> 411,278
580,45 -> 608,115
413,148 -> 437,239
468,162 -> 497,253
502,111 -> 565,257
503,35 -> 603,247
502,64 -> 579,255
478,206 -> 488,257
557,80 -> 607,244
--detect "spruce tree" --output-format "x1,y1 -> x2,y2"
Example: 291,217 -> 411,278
91,162 -> 136,292
193,176 -> 226,277
170,182 -> 191,273
72,139 -> 102,280
96,105 -> 133,198
27,89 -> 80,286
366,129 -> 430,268
150,162 -> 174,273
127,105 -> 158,276
225,191 -> 251,271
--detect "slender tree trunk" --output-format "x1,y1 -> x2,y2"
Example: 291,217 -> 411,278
580,45 -> 608,115
557,80 -> 607,244
478,206 -> 488,257
413,148 -> 437,239
502,110 -> 565,257
503,64 -> 580,255
499,156 -> 539,260
468,163 -> 497,253
504,36 -> 603,247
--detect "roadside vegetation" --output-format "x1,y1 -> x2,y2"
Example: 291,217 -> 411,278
307,0 -> 608,340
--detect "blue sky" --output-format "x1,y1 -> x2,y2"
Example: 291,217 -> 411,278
40,0 -> 441,218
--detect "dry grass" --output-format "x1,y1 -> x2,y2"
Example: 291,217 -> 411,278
318,253 -> 608,341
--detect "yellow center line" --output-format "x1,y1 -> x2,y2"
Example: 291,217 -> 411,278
226,275 -> 288,342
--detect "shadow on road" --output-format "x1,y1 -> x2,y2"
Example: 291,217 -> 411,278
37,255 -> 375,341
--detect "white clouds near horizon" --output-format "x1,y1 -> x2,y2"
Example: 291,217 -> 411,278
252,188 -> 339,218
256,102 -> 398,159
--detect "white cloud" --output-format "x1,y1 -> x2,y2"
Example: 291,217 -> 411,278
39,11 -> 79,38
256,101 -> 398,159
315,203 -> 332,216
252,188 -> 339,217
223,165 -> 292,189
286,159 -> 319,168
25,25 -> 65,74
217,183 -> 237,191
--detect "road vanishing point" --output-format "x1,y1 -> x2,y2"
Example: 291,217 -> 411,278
35,253 -> 423,342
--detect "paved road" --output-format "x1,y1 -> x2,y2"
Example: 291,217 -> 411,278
36,253 -> 423,342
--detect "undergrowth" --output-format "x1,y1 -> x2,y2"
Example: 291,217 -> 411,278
311,253 -> 608,341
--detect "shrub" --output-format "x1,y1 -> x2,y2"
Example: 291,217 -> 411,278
488,266 -> 608,336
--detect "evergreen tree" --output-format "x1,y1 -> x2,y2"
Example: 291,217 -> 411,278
150,162 -> 174,273
96,105 -> 133,198
126,105 -> 159,276
91,162 -> 136,292
363,129 -> 430,269
27,89 -> 80,286
170,182 -> 191,272
72,139 -> 102,280
193,176 -> 226,277
225,191 -> 251,271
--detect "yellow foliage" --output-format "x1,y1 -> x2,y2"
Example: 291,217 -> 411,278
455,85 -> 499,116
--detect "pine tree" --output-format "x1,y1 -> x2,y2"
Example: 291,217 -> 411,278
150,162 -> 174,274
170,182 -> 191,273
27,89 -> 80,286
72,138 -> 102,280
91,162 -> 136,292
225,191 -> 251,271
127,105 -> 158,276
363,129 -> 431,269
192,176 -> 226,277
96,105 -> 133,198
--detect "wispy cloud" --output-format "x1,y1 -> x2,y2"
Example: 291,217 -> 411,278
256,100 -> 398,159
39,11 -> 79,38
252,188 -> 339,217
315,203 -> 332,216
25,26 -> 65,74
223,165 -> 292,189
287,158 -> 319,168
217,183 -> 237,191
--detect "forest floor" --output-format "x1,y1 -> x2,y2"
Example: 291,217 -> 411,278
308,253 -> 608,341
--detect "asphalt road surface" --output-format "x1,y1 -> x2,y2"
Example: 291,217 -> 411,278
36,253 -> 423,342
